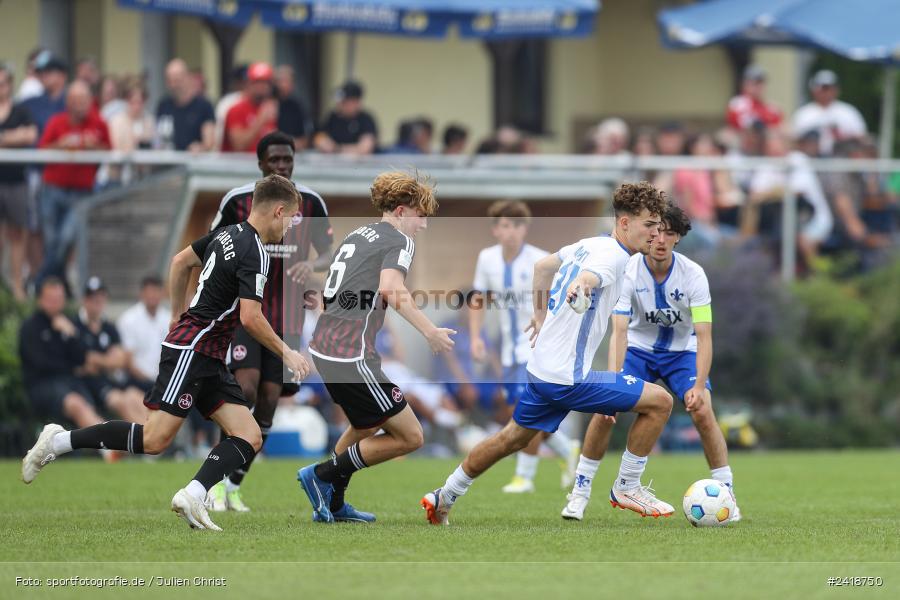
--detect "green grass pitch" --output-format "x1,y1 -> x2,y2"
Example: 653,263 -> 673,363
1,451 -> 898,599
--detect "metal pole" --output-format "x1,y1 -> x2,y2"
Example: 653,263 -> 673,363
879,67 -> 897,159
780,168 -> 797,283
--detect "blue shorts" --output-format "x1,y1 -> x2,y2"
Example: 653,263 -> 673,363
622,347 -> 712,402
513,370 -> 644,433
503,363 -> 528,406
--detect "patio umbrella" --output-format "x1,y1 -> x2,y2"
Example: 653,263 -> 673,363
658,0 -> 900,157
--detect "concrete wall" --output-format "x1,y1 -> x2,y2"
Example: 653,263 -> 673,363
320,31 -> 492,154
0,0 -> 40,86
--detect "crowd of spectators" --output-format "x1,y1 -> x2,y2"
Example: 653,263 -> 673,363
583,65 -> 898,275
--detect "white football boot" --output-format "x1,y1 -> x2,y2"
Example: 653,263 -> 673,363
561,493 -> 590,521
609,481 -> 675,518
22,424 -> 65,484
171,489 -> 222,531
726,484 -> 742,522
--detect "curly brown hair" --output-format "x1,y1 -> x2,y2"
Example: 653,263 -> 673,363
371,171 -> 438,216
487,200 -> 531,225
611,181 -> 667,218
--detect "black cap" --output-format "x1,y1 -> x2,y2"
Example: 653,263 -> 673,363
337,81 -> 363,100
83,276 -> 107,296
34,50 -> 68,74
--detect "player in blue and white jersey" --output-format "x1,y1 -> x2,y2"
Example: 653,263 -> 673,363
561,204 -> 741,521
469,201 -> 578,494
422,182 -> 677,525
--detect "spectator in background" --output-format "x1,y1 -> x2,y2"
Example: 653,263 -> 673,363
821,139 -> 894,269
117,274 -> 169,386
315,81 -> 378,155
156,58 -> 215,152
274,65 -> 311,150
387,117 -> 432,154
672,133 -> 721,247
0,64 -> 37,301
74,276 -> 149,424
726,65 -> 783,131
222,62 -> 277,153
22,51 -> 67,136
37,81 -> 110,285
442,123 -> 468,154
214,64 -> 247,150
792,70 -> 867,156
651,121 -> 686,195
16,48 -> 45,102
587,117 -> 630,155
98,75 -> 126,122
744,131 -> 834,270
19,277 -> 105,430
710,130 -> 745,229
74,57 -> 101,101
108,79 -> 155,184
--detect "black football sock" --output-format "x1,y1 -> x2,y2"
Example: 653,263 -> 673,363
314,442 -> 367,484
228,430 -> 268,486
330,474 -> 352,512
193,436 -> 256,491
70,421 -> 144,454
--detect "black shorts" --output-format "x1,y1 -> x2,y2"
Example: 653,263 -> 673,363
312,355 -> 407,430
27,377 -> 93,422
228,325 -> 301,396
144,347 -> 249,420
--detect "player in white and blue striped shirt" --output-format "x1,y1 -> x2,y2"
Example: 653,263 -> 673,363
469,201 -> 578,494
562,204 -> 741,522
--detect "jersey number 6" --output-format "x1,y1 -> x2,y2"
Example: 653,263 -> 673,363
323,243 -> 356,298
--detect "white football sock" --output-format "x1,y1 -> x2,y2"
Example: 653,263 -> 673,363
572,455 -> 600,498
514,452 -> 539,481
442,464 -> 474,503
51,431 -> 73,455
614,449 -> 648,491
545,431 -> 573,458
185,480 -> 208,501
710,466 -> 733,488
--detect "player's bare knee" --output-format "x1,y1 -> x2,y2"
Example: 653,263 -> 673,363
401,424 -> 425,453
644,383 -> 673,415
142,430 -> 173,455
691,403 -> 716,430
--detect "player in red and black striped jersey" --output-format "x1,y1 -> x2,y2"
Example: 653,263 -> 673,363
22,175 -> 310,532
207,131 -> 333,512
296,171 -> 455,524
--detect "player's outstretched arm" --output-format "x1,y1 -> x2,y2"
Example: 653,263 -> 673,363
168,246 -> 202,328
378,268 -> 455,355
239,298 -> 309,381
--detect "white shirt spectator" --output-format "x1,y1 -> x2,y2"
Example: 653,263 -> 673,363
117,301 -> 171,379
214,91 -> 242,151
792,101 -> 866,156
749,151 -> 834,243
16,76 -> 43,102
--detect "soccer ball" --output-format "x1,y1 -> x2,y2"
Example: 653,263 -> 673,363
682,479 -> 735,527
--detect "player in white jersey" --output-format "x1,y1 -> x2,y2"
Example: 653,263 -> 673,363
562,204 -> 741,521
470,201 -> 579,493
422,182 -> 676,525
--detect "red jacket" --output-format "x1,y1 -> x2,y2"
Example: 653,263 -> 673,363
222,98 -> 276,153
39,111 -> 111,190
726,94 -> 783,130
